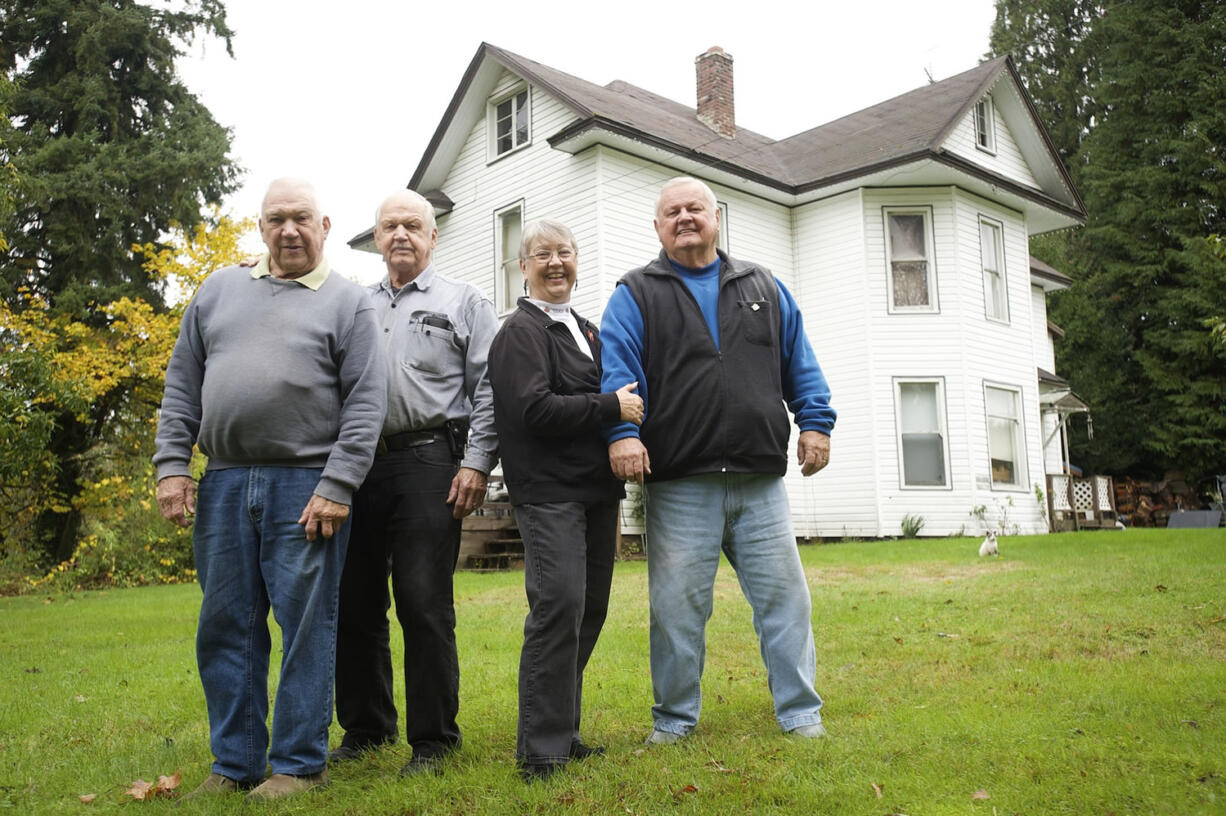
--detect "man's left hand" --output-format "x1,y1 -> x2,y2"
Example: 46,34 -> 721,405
447,467 -> 487,519
797,431 -> 831,477
298,493 -> 350,541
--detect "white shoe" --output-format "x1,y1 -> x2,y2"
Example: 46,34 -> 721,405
789,723 -> 828,739
644,729 -> 684,745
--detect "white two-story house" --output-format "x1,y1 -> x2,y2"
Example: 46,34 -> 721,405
352,43 -> 1088,537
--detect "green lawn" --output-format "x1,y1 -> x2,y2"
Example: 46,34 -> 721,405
1,529 -> 1224,814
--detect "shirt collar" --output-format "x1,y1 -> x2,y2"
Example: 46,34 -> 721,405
381,263 -> 436,295
250,254 -> 331,291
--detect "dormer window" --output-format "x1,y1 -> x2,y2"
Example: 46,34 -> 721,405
974,96 -> 996,154
489,86 -> 530,160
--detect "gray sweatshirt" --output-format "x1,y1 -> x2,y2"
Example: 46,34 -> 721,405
153,264 -> 387,505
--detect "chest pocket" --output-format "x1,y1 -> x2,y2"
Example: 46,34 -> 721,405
405,310 -> 459,377
737,299 -> 773,346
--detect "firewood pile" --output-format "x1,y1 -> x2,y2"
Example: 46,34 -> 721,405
1114,473 -> 1199,527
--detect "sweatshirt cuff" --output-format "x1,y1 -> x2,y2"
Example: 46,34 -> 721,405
156,462 -> 193,483
313,476 -> 353,506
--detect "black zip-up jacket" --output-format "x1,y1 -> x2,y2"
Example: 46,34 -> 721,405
618,251 -> 791,482
488,299 -> 625,505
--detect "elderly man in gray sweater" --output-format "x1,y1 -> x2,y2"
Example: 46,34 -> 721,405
153,178 -> 386,802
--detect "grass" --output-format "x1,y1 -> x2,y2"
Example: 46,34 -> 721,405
1,529 -> 1224,814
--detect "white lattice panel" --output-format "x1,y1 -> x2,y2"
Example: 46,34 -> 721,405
1051,475 -> 1072,511
1072,479 -> 1095,510
1096,476 -> 1113,511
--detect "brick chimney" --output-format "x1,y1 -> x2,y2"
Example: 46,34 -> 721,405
695,46 -> 735,138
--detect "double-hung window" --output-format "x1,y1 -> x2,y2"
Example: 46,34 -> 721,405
985,384 -> 1024,488
884,208 -> 937,312
489,86 -> 530,159
980,217 -> 1008,322
974,96 -> 996,154
894,378 -> 950,488
494,202 -> 523,313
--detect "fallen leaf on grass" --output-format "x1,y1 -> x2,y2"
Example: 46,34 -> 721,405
124,772 -> 181,801
893,637 -> 903,645
972,789 -> 990,800
871,782 -> 884,798
937,632 -> 960,639
126,780 -> 154,801
673,784 -> 698,798
78,793 -> 96,803
1155,584 -> 1168,592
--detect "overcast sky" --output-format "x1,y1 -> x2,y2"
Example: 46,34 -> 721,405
177,0 -> 998,283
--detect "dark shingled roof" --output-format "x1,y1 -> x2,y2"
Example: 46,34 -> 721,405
477,45 -> 1006,189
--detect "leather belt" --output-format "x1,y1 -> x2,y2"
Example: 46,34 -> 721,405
377,428 -> 447,454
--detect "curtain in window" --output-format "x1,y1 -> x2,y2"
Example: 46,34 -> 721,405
889,214 -> 930,307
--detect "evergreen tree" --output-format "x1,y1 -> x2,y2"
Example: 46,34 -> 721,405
991,0 -> 1226,489
0,0 -> 240,561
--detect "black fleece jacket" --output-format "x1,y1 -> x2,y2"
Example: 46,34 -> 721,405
488,299 -> 625,506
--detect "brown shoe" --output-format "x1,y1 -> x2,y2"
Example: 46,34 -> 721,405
180,772 -> 249,802
244,770 -> 329,801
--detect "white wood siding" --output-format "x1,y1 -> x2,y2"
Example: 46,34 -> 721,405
852,188 -> 1047,535
943,83 -> 1039,191
1031,285 -> 1056,372
791,190 -> 878,537
433,71 -> 604,318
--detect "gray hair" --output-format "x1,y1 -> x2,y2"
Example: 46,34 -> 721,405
518,218 -> 577,261
655,176 -> 718,218
374,189 -> 436,233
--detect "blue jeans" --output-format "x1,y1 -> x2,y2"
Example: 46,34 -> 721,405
643,473 -> 822,734
193,466 -> 348,782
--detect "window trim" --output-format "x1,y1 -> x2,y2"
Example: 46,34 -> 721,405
717,200 -> 730,254
983,381 -> 1027,491
883,206 -> 939,314
487,84 -> 531,162
978,215 -> 1009,324
974,96 -> 997,155
493,200 -> 525,315
893,377 -> 953,491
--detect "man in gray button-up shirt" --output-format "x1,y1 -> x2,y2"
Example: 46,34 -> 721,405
332,189 -> 499,777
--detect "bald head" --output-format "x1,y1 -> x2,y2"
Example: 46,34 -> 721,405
374,189 -> 438,286
259,178 -> 330,279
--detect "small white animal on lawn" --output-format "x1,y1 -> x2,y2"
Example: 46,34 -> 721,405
978,531 -> 999,557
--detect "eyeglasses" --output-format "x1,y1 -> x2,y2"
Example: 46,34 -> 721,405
529,248 -> 575,263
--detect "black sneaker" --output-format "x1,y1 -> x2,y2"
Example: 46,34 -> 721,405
569,741 -> 606,760
519,761 -> 564,783
399,754 -> 444,777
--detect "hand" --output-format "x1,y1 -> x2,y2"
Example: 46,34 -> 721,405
616,381 -> 644,425
236,254 -> 263,268
156,476 -> 196,528
797,431 -> 831,477
298,494 -> 350,541
609,437 -> 651,483
447,467 -> 487,519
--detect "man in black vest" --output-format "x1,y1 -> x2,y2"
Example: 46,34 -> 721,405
600,176 -> 836,744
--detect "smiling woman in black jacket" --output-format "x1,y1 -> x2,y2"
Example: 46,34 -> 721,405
488,219 -> 643,783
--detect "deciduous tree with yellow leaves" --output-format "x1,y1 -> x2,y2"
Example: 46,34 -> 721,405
0,213 -> 253,590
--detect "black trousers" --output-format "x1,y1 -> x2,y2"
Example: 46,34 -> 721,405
513,499 -> 618,764
334,440 -> 462,758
